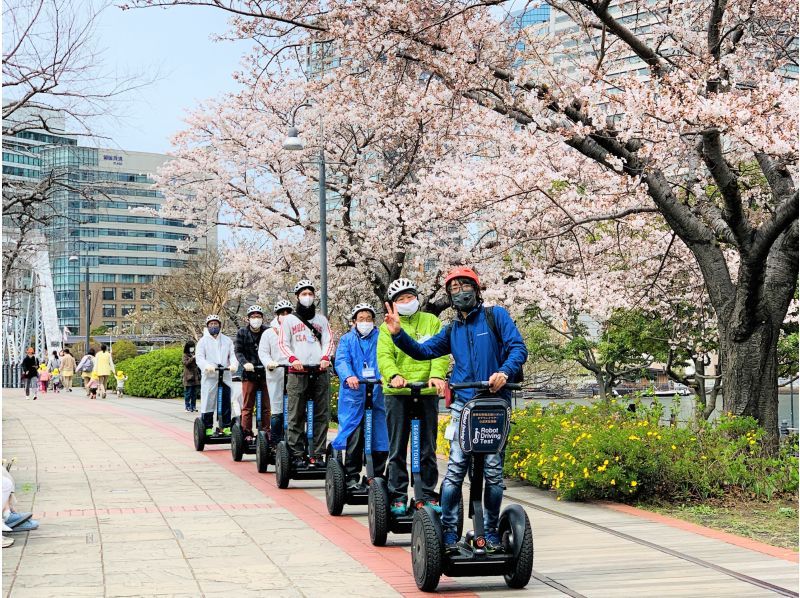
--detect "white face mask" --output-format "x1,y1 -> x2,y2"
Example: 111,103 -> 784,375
396,299 -> 419,316
299,295 -> 314,307
356,322 -> 374,336
249,317 -> 263,329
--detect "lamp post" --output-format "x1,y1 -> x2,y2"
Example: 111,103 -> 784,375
283,103 -> 328,317
68,251 -> 90,355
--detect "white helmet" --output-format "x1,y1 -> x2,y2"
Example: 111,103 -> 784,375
205,314 -> 221,325
387,278 -> 417,301
350,303 -> 376,320
246,304 -> 264,317
273,299 -> 293,314
293,279 -> 315,295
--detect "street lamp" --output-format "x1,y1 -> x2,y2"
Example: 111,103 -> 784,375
68,252 -> 90,355
283,102 -> 328,317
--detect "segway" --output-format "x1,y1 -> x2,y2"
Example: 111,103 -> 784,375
193,365 -> 234,451
231,365 -> 268,462
274,364 -> 328,488
256,364 -> 289,473
326,378 -> 383,516
411,381 -> 533,592
368,382 -> 462,546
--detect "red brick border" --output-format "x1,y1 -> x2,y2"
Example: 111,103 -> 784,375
601,501 -> 799,563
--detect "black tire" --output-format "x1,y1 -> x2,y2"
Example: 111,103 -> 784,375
412,507 -> 443,592
501,507 -> 534,589
325,458 -> 346,516
193,418 -> 205,452
368,477 -> 389,546
231,423 -> 244,462
256,431 -> 269,474
275,441 -> 291,489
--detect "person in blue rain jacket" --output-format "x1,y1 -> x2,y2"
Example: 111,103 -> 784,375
333,303 -> 389,491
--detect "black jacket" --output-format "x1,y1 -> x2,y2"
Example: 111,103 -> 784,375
234,325 -> 267,381
21,355 -> 38,378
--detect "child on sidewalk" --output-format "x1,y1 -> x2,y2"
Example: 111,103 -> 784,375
115,371 -> 128,398
87,373 -> 100,399
37,365 -> 50,394
50,369 -> 62,393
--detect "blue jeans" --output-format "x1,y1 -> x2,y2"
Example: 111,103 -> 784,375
184,385 -> 198,410
440,410 -> 505,536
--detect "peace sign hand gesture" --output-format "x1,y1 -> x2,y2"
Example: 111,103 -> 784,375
383,302 -> 402,335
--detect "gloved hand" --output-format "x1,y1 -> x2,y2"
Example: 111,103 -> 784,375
204,365 -> 216,374
244,363 -> 255,372
267,361 -> 279,371
229,364 -> 237,372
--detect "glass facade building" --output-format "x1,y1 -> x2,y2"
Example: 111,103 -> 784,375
3,108 -> 215,337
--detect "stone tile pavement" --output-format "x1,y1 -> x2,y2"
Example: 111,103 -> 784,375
2,389 -> 797,597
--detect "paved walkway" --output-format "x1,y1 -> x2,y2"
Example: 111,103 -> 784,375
2,389 -> 798,598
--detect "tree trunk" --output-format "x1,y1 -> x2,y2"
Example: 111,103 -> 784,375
720,321 -> 781,452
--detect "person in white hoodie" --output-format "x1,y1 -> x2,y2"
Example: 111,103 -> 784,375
195,314 -> 238,436
277,280 -> 335,468
258,299 -> 293,446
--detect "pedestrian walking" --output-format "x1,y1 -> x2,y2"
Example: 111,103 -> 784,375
60,349 -> 76,392
19,348 -> 39,400
47,351 -> 60,374
92,344 -> 115,399
76,348 -> 96,397
182,341 -> 201,413
37,364 -> 49,393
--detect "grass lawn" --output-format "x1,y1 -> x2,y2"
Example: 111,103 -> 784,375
640,495 -> 799,550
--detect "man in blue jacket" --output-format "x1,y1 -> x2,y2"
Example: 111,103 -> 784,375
383,266 -> 527,554
334,303 -> 389,490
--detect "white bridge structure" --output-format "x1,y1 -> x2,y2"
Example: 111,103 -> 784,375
2,228 -> 63,379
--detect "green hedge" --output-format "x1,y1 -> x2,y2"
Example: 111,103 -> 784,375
116,347 -> 183,399
438,400 -> 798,502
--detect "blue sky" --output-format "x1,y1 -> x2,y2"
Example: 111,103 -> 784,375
93,4 -> 252,154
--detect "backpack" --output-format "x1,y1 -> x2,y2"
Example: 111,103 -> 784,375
79,356 -> 94,373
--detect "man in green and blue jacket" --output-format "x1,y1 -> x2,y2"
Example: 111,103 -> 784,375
377,278 -> 449,515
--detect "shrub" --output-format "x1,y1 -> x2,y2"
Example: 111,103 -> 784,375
437,400 -> 799,502
111,339 -> 138,363
116,348 -> 183,399
330,375 -> 340,423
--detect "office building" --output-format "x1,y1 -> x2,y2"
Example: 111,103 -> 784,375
2,106 -> 216,339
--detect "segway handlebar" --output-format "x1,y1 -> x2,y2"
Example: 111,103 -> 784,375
357,378 -> 382,386
449,380 -> 522,391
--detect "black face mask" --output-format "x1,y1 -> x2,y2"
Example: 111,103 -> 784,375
296,301 -> 316,321
451,290 -> 477,312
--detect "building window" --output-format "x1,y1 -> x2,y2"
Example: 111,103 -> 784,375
138,275 -> 154,284
102,304 -> 116,317
104,321 -> 117,329
121,304 -> 136,316
121,288 -> 135,300
119,274 -> 135,283
140,289 -> 154,300
102,287 -> 115,300
140,304 -> 153,312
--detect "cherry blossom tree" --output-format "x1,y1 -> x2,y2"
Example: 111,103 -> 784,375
131,0 -> 797,448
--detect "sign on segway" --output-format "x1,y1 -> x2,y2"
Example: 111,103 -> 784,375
459,403 -> 511,454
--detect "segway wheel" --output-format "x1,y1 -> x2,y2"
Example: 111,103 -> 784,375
368,477 -> 389,546
275,441 -> 291,489
325,457 -> 346,516
193,418 -> 205,452
501,506 -> 534,589
230,423 -> 244,462
256,431 -> 269,474
412,507 -> 443,592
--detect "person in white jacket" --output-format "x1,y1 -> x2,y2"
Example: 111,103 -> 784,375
277,280 -> 335,468
195,314 -> 238,436
258,299 -> 293,446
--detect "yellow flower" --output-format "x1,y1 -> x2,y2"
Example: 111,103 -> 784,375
630,480 -> 638,487
513,435 -> 520,441
671,445 -> 677,450
701,455 -> 707,460
603,460 -> 609,465
552,455 -> 559,461
610,479 -> 616,485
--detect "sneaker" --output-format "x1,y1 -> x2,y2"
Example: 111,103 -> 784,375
222,427 -> 231,435
485,532 -> 504,554
390,500 -> 407,516
292,457 -> 307,469
205,428 -> 214,436
2,536 -> 13,548
32,396 -> 37,401
425,500 -> 442,514
8,519 -> 38,532
4,513 -> 32,528
443,531 -> 460,554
